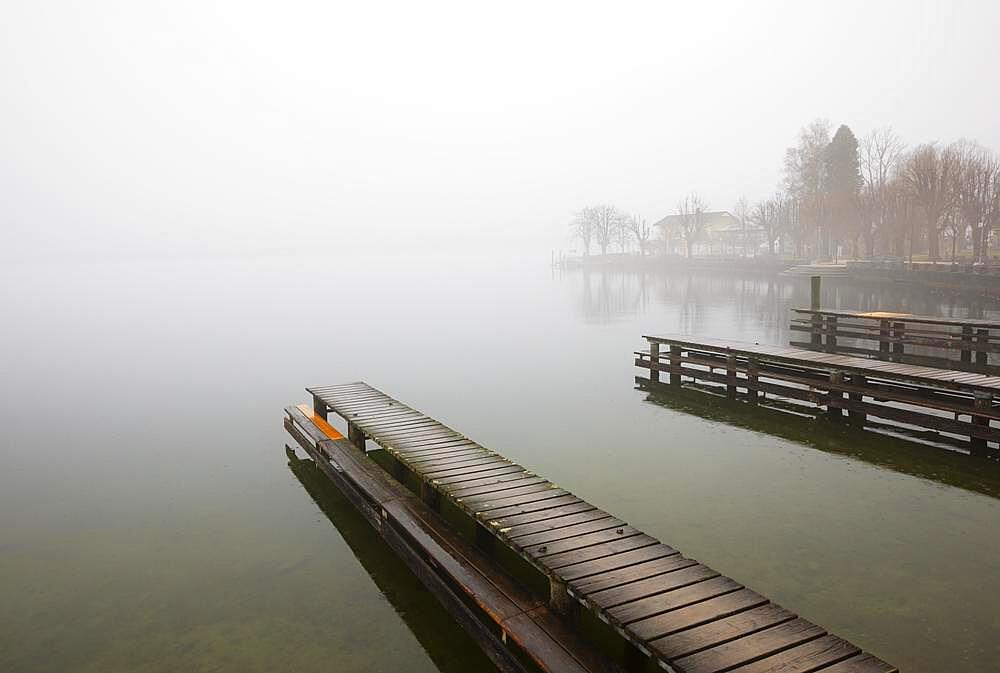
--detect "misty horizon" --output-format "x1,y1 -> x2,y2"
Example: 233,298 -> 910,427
4,1 -> 1000,262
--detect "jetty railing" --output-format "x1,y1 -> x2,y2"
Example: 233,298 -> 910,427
789,309 -> 1000,376
638,334 -> 1000,458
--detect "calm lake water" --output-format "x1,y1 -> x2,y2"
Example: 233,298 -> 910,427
2,257 -> 999,673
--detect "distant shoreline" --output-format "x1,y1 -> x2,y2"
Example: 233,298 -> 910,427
553,254 -> 1000,297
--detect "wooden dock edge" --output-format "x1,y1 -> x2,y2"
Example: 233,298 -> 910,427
284,406 -> 620,673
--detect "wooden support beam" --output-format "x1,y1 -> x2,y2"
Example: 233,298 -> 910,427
849,375 -> 866,426
313,394 -> 328,421
348,421 -> 367,451
825,315 -> 838,353
961,326 -> 973,364
649,341 -> 660,383
670,345 -> 682,388
726,352 -> 737,400
892,322 -> 905,362
976,329 -> 989,367
828,371 -> 845,421
971,392 -> 992,458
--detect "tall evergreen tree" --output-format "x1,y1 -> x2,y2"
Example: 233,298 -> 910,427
825,125 -> 862,258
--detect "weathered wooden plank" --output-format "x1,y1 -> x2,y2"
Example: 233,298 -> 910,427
467,487 -> 570,514
488,501 -> 598,529
609,576 -> 742,625
457,483 -> 561,508
410,449 -> 494,469
674,618 -> 826,673
544,534 -> 661,571
480,494 -> 585,521
498,612 -> 589,673
529,526 -> 643,560
570,553 -> 695,594
450,476 -> 550,499
510,518 -> 628,549
441,470 -> 538,493
422,457 -> 512,478
437,465 -> 529,487
626,589 -> 769,641
816,652 -> 898,673
587,564 -> 719,610
724,634 -> 859,673
562,545 -> 682,585
502,509 -> 612,539
649,603 -> 796,661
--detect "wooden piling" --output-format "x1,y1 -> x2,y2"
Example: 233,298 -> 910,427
670,344 -> 682,388
649,341 -> 660,383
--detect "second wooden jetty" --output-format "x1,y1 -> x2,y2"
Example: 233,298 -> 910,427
286,382 -> 897,673
637,334 -> 1000,458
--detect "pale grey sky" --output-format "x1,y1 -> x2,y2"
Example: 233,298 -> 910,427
2,0 -> 998,260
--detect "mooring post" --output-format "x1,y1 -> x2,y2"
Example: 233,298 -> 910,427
810,276 -> 822,348
970,392 -> 991,457
975,329 -> 989,368
961,326 -> 973,364
892,322 -> 906,362
649,340 -> 660,383
747,357 -> 759,405
670,344 -> 682,388
828,371 -> 844,421
726,352 -> 737,399
879,319 -> 890,359
313,394 -> 328,421
825,315 -> 838,353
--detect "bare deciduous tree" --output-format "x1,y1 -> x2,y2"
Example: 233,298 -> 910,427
626,213 -> 652,255
592,204 -> 622,256
900,143 -> 959,261
952,141 -> 1000,263
733,197 -> 751,257
860,127 -> 905,258
675,193 -> 707,258
570,207 -> 595,255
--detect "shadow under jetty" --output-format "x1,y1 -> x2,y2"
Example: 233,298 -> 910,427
285,447 -> 497,673
636,382 -> 1000,500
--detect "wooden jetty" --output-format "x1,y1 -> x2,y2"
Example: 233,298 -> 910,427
637,334 -> 1000,458
285,382 -> 897,673
790,308 -> 1000,376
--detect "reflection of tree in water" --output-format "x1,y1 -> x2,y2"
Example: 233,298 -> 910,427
577,269 -> 651,323
569,267 -> 1000,342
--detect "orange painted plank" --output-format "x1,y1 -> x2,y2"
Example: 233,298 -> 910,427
297,404 -> 345,440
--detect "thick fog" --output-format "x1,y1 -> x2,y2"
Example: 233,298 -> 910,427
2,0 -> 998,262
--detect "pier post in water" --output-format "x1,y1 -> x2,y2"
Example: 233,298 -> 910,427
810,275 -> 822,347
976,329 -> 989,368
726,352 -> 737,399
649,340 -> 660,383
670,344 -> 682,388
971,392 -> 992,457
747,357 -> 759,405
828,371 -> 845,421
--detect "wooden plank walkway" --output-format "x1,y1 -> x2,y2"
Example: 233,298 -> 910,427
303,382 -> 897,673
284,403 -> 612,673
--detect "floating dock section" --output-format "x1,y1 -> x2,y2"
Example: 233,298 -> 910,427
285,382 -> 897,673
